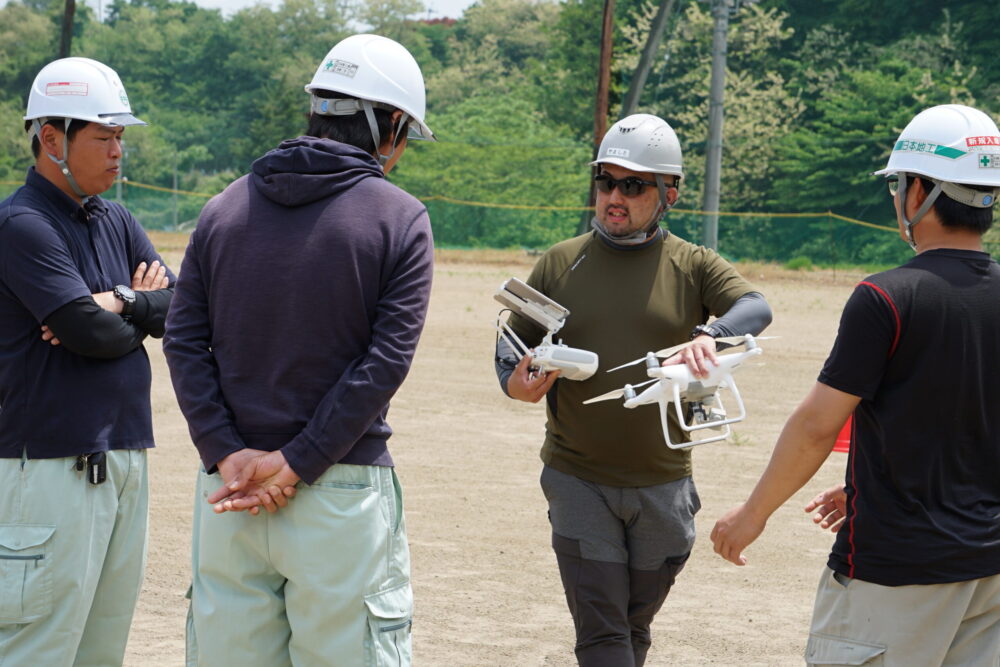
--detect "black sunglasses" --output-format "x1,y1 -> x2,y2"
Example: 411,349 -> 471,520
594,173 -> 658,197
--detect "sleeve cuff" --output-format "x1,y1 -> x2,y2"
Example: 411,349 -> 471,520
195,425 -> 246,473
282,435 -> 333,485
132,291 -> 151,324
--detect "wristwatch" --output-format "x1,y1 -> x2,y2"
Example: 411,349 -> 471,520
689,323 -> 719,340
113,285 -> 136,321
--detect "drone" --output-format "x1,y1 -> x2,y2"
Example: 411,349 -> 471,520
583,334 -> 768,449
494,278 -> 599,381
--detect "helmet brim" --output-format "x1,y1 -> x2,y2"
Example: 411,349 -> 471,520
591,156 -> 683,179
98,112 -> 147,127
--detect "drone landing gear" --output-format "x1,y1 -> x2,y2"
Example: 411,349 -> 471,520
662,376 -> 746,450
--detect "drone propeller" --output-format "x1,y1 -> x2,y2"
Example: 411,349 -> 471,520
714,335 -> 778,351
606,335 -> 779,372
582,378 -> 658,405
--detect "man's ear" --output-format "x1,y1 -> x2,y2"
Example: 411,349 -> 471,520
905,175 -> 927,218
38,123 -> 63,159
666,185 -> 679,206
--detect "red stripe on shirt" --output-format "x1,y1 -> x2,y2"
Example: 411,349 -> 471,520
858,281 -> 901,357
847,411 -> 857,578
846,281 -> 901,578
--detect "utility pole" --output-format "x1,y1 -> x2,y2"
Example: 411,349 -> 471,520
620,0 -> 676,118
700,0 -> 729,250
59,0 -> 75,57
577,0 -> 616,235
700,0 -> 756,250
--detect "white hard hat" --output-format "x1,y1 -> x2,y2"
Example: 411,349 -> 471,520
592,114 -> 683,179
24,57 -> 145,128
874,104 -> 1000,249
873,104 -> 1000,188
305,34 -> 433,142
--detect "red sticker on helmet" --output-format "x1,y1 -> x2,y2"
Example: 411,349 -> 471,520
46,81 -> 89,96
966,136 -> 1000,147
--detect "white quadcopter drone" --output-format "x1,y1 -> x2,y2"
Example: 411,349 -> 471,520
494,278 -> 599,381
583,334 -> 767,449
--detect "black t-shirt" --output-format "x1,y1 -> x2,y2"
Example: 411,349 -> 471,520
819,249 -> 1000,586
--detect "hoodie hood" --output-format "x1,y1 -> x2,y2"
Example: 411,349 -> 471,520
251,136 -> 384,207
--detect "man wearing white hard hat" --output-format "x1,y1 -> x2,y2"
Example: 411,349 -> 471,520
0,57 -> 174,664
712,104 -> 1000,665
495,114 -> 772,665
164,34 -> 433,665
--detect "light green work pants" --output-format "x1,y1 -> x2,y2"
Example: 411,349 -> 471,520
188,463 -> 412,667
0,449 -> 149,667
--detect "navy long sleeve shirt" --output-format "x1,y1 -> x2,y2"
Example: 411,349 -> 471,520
163,137 -> 434,484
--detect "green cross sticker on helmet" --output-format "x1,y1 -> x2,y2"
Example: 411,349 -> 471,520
979,154 -> 1000,169
874,104 -> 1000,250
874,104 -> 1000,187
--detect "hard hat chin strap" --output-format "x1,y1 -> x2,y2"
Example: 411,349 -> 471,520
34,118 -> 89,200
361,100 -> 409,169
898,173 -> 942,252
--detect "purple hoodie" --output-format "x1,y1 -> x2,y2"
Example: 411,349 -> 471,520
163,137 -> 433,484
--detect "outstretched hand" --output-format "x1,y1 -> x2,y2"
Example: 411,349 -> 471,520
805,483 -> 847,532
209,449 -> 300,515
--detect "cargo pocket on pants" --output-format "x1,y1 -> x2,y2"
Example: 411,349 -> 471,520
364,582 -> 413,666
806,633 -> 886,665
0,524 -> 56,623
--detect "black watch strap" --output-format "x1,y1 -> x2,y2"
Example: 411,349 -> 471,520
690,323 -> 719,340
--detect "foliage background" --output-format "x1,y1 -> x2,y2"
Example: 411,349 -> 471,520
2,0 -> 999,262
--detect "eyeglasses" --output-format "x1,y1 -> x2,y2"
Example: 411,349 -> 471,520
594,173 -> 658,197
886,174 -> 900,197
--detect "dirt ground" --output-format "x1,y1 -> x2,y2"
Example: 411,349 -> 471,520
126,239 -> 864,666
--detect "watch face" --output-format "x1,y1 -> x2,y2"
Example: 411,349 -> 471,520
116,285 -> 135,300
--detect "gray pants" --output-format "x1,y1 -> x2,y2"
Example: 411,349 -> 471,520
540,466 -> 699,667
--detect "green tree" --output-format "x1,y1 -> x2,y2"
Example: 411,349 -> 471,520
391,93 -> 590,247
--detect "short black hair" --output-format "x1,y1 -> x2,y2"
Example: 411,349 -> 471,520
917,176 -> 994,234
25,118 -> 88,158
305,89 -> 396,155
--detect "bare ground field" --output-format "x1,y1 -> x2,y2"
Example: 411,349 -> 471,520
127,238 -> 865,666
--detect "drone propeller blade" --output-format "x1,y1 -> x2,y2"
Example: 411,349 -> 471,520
582,379 -> 657,404
651,341 -> 690,360
606,357 -> 648,373
608,336 -> 779,373
714,335 -> 779,351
